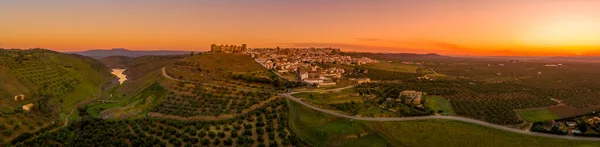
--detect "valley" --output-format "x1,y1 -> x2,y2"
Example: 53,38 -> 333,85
3,48 -> 600,146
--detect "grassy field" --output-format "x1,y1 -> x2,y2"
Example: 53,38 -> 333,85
292,89 -> 396,117
96,82 -> 168,119
365,119 -> 600,147
288,100 -> 390,147
361,61 -> 418,73
356,104 -> 397,117
292,88 -> 363,105
425,96 -> 456,115
517,109 -> 560,122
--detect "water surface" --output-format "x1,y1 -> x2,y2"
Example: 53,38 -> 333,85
111,69 -> 127,84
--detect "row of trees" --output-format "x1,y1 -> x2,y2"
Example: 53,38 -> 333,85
356,80 -> 560,125
19,98 -> 304,146
231,72 -> 306,90
151,82 -> 272,117
346,68 -> 422,81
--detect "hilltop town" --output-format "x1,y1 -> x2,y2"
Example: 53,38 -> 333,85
244,47 -> 378,86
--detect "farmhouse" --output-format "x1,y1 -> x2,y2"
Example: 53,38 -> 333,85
399,90 -> 423,105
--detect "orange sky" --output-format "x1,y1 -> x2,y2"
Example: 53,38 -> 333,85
1,0 -> 600,56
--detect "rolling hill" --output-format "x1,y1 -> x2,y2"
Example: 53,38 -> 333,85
346,52 -> 448,61
98,56 -> 133,69
71,48 -> 192,58
0,48 -> 114,144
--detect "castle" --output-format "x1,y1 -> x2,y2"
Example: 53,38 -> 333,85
210,44 -> 247,53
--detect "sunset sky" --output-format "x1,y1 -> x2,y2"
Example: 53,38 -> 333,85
2,0 -> 600,56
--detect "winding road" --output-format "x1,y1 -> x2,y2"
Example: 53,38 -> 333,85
161,66 -> 600,141
282,91 -> 600,141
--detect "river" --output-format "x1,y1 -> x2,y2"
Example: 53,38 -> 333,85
111,69 -> 128,84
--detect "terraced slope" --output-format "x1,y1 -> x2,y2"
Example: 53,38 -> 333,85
0,48 -> 113,145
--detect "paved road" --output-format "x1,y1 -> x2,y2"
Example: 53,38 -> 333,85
282,92 -> 600,141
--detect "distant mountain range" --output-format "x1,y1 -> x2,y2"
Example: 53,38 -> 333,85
543,56 -> 600,63
348,52 -> 447,61
70,48 -> 192,58
98,56 -> 133,69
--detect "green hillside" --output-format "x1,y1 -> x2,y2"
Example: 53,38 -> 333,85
0,48 -> 113,144
83,55 -> 185,120
86,53 -> 303,121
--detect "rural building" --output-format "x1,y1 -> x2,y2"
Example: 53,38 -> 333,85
587,117 -> 600,124
545,64 -> 563,67
296,67 -> 309,80
399,90 -> 423,105
356,78 -> 371,84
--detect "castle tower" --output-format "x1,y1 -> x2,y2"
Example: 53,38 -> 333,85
276,46 -> 280,54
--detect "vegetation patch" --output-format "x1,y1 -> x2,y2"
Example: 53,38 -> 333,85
292,88 -> 364,105
424,95 -> 456,115
288,100 -> 390,147
21,98 -> 305,146
517,109 -> 560,122
150,81 -> 274,117
364,120 -> 600,147
360,62 -> 418,73
355,81 -> 555,125
0,49 -> 112,145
